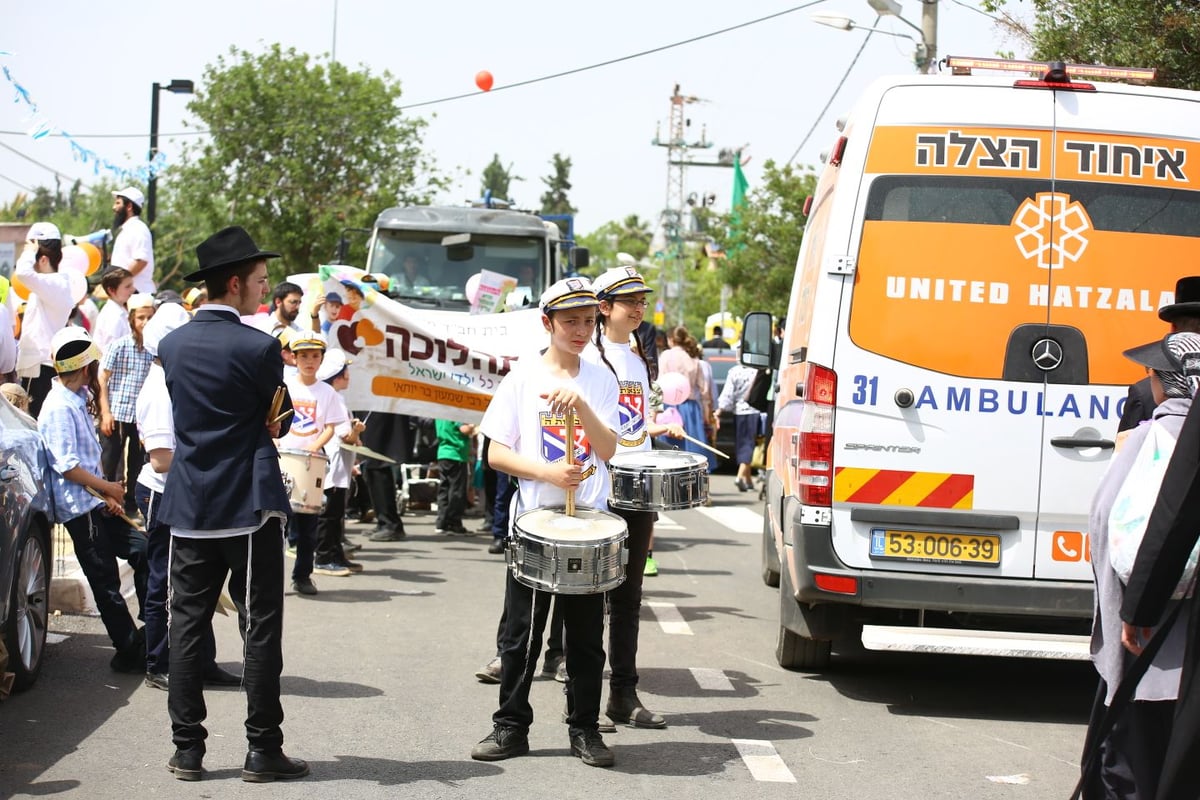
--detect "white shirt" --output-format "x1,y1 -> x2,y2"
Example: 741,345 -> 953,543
0,303 -> 17,375
15,251 -> 76,375
135,362 -> 172,494
92,300 -> 130,354
111,216 -> 156,294
323,391 -> 355,489
480,357 -> 619,518
582,338 -> 652,452
278,374 -> 345,452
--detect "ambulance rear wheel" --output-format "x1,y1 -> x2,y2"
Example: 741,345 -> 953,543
776,625 -> 832,671
761,510 -> 780,587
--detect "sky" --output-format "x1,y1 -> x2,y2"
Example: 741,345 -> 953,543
0,0 -> 1027,238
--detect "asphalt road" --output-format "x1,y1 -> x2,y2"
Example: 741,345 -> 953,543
0,474 -> 1094,799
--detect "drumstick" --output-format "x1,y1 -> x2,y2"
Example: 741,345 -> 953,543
271,408 -> 294,426
681,433 -> 731,460
565,413 -> 576,517
85,487 -> 144,532
267,385 -> 285,424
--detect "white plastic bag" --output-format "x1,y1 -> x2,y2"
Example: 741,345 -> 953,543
1108,423 -> 1198,599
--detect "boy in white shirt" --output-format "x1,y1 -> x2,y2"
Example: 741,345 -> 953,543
278,333 -> 345,595
314,349 -> 364,574
93,267 -> 135,353
15,222 -> 77,417
471,278 -> 620,768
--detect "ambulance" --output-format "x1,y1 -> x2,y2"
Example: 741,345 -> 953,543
741,58 -> 1200,670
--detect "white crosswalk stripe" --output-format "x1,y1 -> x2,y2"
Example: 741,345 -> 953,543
731,739 -> 797,783
655,513 -> 683,530
696,506 -> 763,534
646,601 -> 693,635
689,667 -> 735,691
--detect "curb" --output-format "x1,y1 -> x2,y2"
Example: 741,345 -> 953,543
51,556 -> 137,616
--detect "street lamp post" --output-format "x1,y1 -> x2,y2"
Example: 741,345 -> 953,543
812,11 -> 931,72
867,0 -> 937,73
147,79 -> 195,226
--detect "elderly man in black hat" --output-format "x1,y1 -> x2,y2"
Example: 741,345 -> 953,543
1118,277 -> 1200,434
155,226 -> 306,783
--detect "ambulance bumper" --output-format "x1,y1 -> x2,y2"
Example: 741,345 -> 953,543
788,520 -> 1093,618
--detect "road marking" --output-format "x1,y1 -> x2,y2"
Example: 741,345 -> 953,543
647,602 -> 693,635
689,667 -> 734,691
655,513 -> 683,530
697,506 -> 762,534
731,739 -> 796,783
46,633 -> 69,645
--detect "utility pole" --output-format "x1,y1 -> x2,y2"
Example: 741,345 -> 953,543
652,84 -> 710,326
920,0 -> 938,73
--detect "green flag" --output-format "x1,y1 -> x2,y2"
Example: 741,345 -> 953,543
731,153 -> 748,209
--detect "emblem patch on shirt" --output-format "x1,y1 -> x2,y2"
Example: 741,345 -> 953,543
290,399 -> 319,436
540,412 -> 596,479
617,381 -> 648,447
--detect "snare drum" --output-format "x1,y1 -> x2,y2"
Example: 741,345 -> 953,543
608,450 -> 709,510
278,448 -> 329,514
509,506 -> 628,594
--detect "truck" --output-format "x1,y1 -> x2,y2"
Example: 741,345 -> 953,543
354,205 -> 588,310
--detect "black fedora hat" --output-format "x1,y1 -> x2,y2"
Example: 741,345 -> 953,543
185,226 -> 280,283
1158,276 -> 1200,322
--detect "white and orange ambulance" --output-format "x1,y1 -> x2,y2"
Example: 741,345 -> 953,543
742,58 -> 1200,670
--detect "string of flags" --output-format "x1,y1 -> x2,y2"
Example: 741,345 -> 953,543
1,52 -> 168,185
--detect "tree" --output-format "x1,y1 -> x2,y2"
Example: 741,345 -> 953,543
983,1 -> 1200,90
539,154 -> 577,216
175,44 -> 443,279
480,154 -> 521,204
577,215 -> 654,277
711,159 -> 818,320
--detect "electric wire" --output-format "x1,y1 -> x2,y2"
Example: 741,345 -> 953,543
0,139 -> 88,185
785,24 -> 877,167
0,171 -> 34,192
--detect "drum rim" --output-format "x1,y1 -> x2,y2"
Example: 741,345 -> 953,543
278,447 -> 330,460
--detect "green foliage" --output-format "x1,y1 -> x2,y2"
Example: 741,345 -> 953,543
539,154 -> 577,216
577,215 -> 653,275
0,179 -> 113,238
480,154 -> 521,204
175,44 -> 442,280
711,159 -> 817,321
984,1 -> 1200,90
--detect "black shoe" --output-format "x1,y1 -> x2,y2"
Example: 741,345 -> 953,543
735,478 -> 751,492
541,654 -> 564,679
167,749 -> 204,781
291,578 -> 318,596
241,750 -> 310,782
110,628 -> 146,673
145,672 -> 169,691
487,540 -> 506,555
471,725 -> 529,761
606,688 -> 667,729
369,527 -> 406,542
203,665 -> 243,687
570,729 -> 615,767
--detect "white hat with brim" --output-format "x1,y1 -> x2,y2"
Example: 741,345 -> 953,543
142,302 -> 191,357
50,326 -> 101,373
540,277 -> 599,312
317,349 -> 352,382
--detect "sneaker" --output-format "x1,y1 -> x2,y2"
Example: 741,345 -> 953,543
644,556 -> 659,577
369,527 -> 406,542
541,655 -> 564,679
339,560 -> 364,573
569,729 -> 615,768
735,478 -> 751,492
487,540 -> 506,555
555,661 -> 567,683
291,578 -> 318,596
436,525 -> 470,535
471,725 -> 529,761
285,546 -> 297,559
474,656 -> 501,684
342,539 -> 362,553
313,563 -> 352,577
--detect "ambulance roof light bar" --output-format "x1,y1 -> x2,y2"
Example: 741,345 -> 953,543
945,55 -> 1156,84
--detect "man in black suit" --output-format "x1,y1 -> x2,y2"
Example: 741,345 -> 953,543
156,226 -> 307,783
1119,277 -> 1200,434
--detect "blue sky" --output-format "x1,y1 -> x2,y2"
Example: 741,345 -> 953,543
1,0 -> 1022,235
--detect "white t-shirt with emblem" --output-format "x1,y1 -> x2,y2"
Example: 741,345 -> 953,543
480,357 -> 619,520
135,363 -> 173,494
323,390 -> 355,490
582,339 -> 652,453
111,216 -> 156,294
277,375 -> 346,453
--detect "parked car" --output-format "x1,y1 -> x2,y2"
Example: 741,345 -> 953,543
702,347 -> 739,472
0,398 -> 54,692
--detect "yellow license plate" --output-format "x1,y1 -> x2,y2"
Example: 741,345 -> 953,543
869,528 -> 1000,566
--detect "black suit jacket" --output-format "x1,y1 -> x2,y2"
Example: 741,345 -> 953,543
157,308 -> 293,530
1117,377 -> 1155,433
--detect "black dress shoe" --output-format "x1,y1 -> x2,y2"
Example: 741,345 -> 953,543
203,665 -> 243,687
145,672 -> 169,691
242,750 -> 310,782
167,749 -> 204,781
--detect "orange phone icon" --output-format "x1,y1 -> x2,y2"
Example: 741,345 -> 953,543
1052,531 -> 1087,562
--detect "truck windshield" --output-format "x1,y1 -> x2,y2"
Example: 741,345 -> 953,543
369,229 -> 546,309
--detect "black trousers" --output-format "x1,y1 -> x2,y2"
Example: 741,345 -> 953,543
168,519 -> 286,754
100,420 -> 144,514
1097,697 -> 1175,800
315,487 -> 348,565
62,507 -> 145,650
435,459 -> 467,529
607,506 -> 655,689
494,571 -> 605,736
23,364 -> 55,420
363,460 -> 401,532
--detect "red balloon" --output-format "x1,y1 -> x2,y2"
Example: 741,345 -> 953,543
475,70 -> 494,92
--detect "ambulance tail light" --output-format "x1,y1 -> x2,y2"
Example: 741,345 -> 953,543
798,363 -> 836,507
814,573 -> 858,595
829,136 -> 848,167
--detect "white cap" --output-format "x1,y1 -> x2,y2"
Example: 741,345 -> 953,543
592,266 -> 653,299
540,277 -> 598,312
142,302 -> 191,357
28,222 -> 61,242
50,326 -> 101,373
127,293 -> 157,311
113,186 -> 146,208
317,349 -> 352,382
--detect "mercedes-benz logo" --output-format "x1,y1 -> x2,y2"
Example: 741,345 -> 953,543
1031,338 -> 1064,371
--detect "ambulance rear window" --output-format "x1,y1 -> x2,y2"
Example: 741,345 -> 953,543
866,176 -> 1200,237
